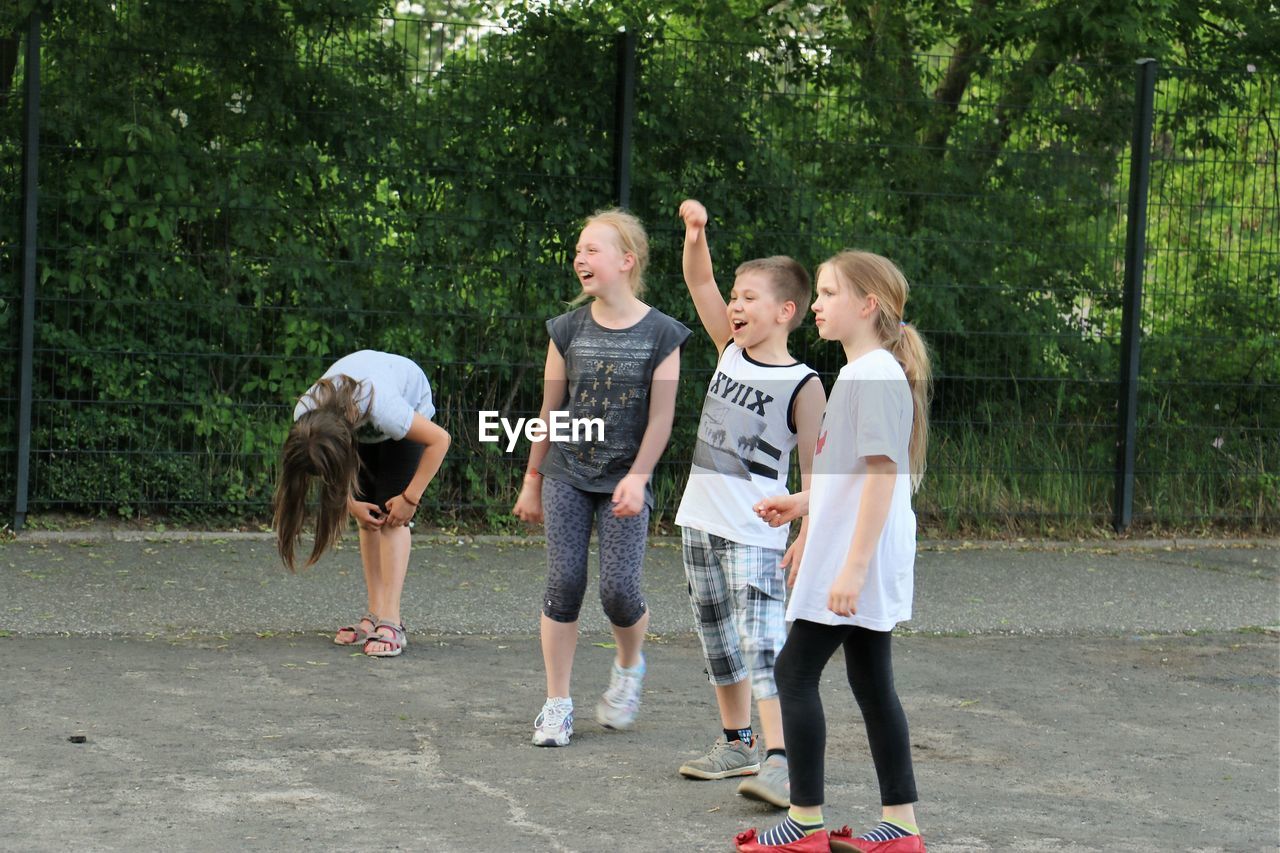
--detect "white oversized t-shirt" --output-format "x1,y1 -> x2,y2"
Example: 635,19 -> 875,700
293,351 -> 435,443
785,348 -> 916,631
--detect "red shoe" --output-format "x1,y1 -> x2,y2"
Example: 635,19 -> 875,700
733,827 -> 832,852
829,826 -> 926,853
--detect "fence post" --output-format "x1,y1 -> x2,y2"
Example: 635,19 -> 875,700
1114,58 -> 1158,533
13,5 -> 42,533
612,30 -> 637,209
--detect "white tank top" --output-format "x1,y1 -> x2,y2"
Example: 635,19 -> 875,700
676,342 -> 818,549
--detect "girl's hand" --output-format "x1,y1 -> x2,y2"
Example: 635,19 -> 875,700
513,476 -> 544,524
754,491 -> 808,527
384,493 -> 417,528
827,564 -> 867,617
348,499 -> 386,532
611,474 -> 646,518
781,530 -> 806,589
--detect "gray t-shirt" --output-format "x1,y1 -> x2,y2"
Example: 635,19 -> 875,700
539,305 -> 691,506
293,350 -> 435,442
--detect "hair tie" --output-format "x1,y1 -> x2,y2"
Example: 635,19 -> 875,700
900,321 -> 908,328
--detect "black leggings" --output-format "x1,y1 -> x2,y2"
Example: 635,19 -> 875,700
775,619 -> 917,807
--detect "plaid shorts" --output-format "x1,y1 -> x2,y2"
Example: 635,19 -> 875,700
681,527 -> 787,701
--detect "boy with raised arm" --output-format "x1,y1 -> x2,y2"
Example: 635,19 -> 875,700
673,200 -> 826,808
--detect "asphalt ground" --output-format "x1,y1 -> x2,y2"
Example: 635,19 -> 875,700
1,534 -> 1277,852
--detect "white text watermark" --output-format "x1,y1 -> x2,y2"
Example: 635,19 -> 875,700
478,411 -> 605,452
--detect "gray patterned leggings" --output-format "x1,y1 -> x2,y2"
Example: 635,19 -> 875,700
542,477 -> 649,627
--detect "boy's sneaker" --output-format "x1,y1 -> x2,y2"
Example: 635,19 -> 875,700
532,697 -> 574,747
737,753 -> 790,807
829,827 -> 927,853
595,658 -> 644,730
679,736 -> 760,780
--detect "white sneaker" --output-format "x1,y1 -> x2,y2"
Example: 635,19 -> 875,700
595,657 -> 644,730
532,697 -> 574,747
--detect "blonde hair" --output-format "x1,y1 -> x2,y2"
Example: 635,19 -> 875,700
821,251 -> 933,492
578,208 -> 649,298
272,375 -> 365,572
735,256 -> 811,330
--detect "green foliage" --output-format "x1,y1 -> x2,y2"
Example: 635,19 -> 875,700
0,0 -> 1273,531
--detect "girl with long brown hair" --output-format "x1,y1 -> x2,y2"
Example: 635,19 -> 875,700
274,350 -> 450,657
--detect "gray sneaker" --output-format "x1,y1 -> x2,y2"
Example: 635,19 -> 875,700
736,754 -> 790,807
678,736 -> 760,780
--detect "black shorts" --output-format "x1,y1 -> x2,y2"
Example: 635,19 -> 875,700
355,438 -> 424,511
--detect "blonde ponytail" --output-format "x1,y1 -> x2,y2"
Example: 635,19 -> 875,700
892,323 -> 932,493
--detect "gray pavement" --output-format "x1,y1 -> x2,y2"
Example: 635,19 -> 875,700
3,535 -> 1277,637
1,534 -> 1277,852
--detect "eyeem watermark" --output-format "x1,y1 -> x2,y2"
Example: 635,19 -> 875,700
478,411 -> 604,452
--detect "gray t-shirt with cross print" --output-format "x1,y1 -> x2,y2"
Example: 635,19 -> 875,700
538,305 -> 690,508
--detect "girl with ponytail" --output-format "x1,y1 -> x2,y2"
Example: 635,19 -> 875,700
735,252 -> 932,853
274,351 -> 450,658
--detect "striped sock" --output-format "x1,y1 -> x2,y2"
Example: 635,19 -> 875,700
758,810 -> 823,846
856,820 -> 918,841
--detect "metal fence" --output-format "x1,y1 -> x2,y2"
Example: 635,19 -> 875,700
1136,65 -> 1278,529
2,4 -> 1275,533
634,42 -> 1142,533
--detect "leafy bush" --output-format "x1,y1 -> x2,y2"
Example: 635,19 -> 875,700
0,0 -> 1273,532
